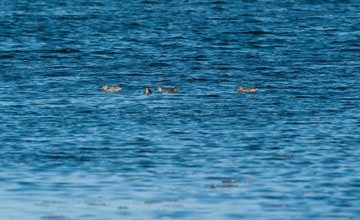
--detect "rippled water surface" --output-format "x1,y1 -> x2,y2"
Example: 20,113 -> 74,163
1,0 -> 360,219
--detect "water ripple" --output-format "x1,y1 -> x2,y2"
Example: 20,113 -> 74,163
1,0 -> 360,219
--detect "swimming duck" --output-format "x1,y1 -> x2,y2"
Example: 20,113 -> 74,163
156,86 -> 179,93
155,86 -> 163,92
100,84 -> 122,92
236,86 -> 257,93
144,87 -> 152,95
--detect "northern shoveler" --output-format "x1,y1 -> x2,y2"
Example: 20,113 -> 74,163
144,87 -> 152,95
156,86 -> 179,93
100,84 -> 122,92
236,86 -> 257,93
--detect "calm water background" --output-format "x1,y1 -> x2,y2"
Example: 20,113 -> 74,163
1,0 -> 360,219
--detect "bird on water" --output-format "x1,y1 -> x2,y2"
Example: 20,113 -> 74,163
144,87 -> 152,95
156,86 -> 179,93
236,86 -> 257,93
100,85 -> 122,92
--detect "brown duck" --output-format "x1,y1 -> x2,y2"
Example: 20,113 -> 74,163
236,86 -> 257,93
144,87 -> 152,95
100,84 -> 122,92
156,86 -> 179,93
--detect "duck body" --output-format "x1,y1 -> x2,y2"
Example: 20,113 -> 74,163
144,87 -> 152,95
236,86 -> 257,93
156,86 -> 179,93
100,85 -> 122,92
165,87 -> 179,93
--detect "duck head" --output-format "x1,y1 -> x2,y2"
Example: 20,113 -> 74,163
236,86 -> 244,92
156,86 -> 163,92
100,85 -> 109,91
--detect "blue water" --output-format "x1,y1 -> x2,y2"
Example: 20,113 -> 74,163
1,0 -> 360,219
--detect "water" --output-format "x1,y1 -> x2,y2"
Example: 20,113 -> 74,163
1,0 -> 360,219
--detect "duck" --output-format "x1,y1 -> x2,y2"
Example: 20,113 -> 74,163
100,84 -> 122,92
156,86 -> 179,93
144,87 -> 152,95
236,86 -> 257,93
